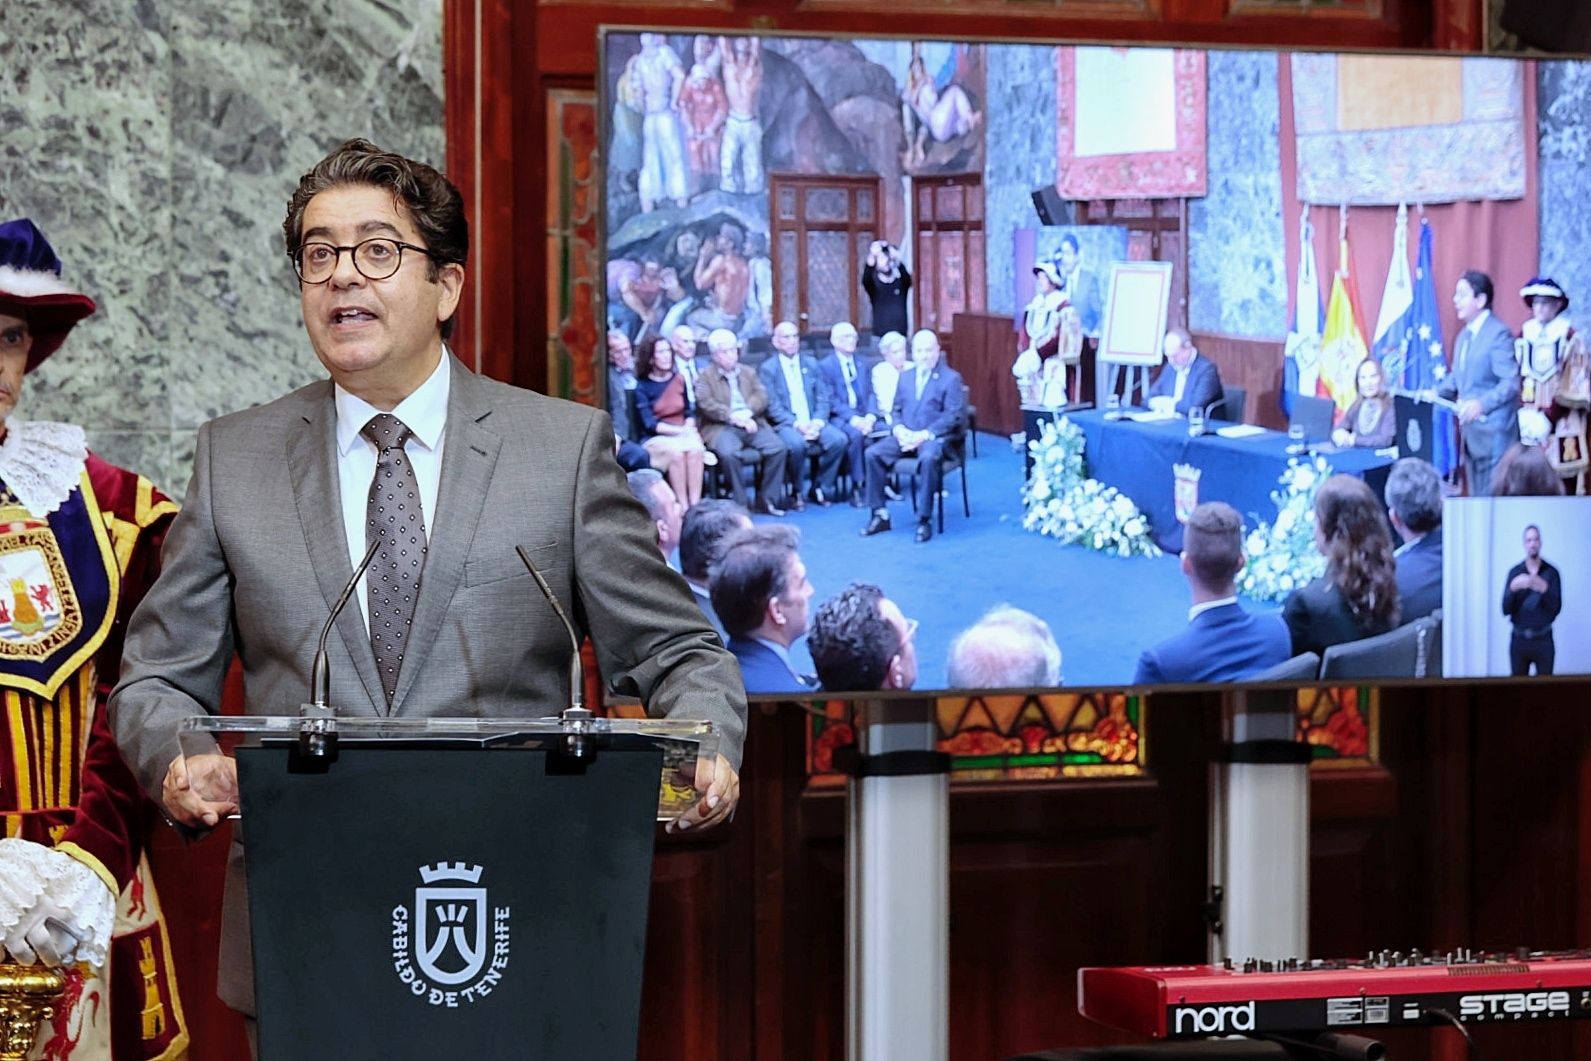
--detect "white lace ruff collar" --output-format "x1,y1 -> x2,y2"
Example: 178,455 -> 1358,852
1523,314 -> 1573,344
0,420 -> 89,516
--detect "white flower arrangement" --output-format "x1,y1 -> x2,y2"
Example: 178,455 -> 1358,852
1237,453 -> 1333,603
1022,418 -> 1162,558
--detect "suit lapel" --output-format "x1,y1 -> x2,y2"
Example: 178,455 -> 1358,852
390,358 -> 502,713
285,389 -> 386,716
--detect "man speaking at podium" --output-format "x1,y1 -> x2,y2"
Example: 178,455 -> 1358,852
105,140 -> 747,1027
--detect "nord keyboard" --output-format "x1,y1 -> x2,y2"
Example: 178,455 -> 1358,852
1080,949 -> 1591,1038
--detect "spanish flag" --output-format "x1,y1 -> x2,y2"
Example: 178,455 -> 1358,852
1319,228 -> 1370,416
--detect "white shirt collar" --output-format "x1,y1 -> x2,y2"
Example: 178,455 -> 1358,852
1393,531 -> 1427,557
1466,309 -> 1491,336
335,349 -> 451,457
1188,596 -> 1237,622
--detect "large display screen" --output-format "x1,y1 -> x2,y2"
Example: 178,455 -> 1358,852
599,29 -> 1591,698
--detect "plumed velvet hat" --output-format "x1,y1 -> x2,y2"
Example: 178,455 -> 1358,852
1520,276 -> 1569,310
0,219 -> 98,373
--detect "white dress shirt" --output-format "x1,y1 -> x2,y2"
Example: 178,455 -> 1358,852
335,351 -> 451,627
836,353 -> 859,409
779,354 -> 812,422
872,362 -> 901,421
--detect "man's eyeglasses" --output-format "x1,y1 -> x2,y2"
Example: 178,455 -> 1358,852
291,238 -> 438,284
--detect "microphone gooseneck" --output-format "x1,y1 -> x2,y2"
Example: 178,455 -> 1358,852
516,545 -> 585,714
311,537 -> 383,709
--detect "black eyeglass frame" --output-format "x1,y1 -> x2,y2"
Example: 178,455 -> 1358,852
289,238 -> 442,284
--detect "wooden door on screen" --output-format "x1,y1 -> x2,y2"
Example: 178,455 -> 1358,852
913,173 -> 986,338
769,175 -> 881,336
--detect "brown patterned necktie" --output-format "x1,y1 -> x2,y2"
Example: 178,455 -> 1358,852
362,413 -> 428,703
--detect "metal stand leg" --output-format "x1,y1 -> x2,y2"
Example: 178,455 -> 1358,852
845,701 -> 949,1061
1210,691 -> 1310,964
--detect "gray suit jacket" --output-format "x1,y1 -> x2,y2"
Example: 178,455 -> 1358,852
1438,312 -> 1520,459
108,356 -> 746,1012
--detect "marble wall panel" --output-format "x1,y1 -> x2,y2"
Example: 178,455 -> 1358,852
984,44 -> 1059,318
1537,61 -> 1591,309
1188,50 -> 1288,341
0,0 -> 442,493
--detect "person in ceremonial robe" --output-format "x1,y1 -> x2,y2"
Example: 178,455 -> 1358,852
1013,262 -> 1068,408
0,220 -> 186,1060
1515,277 -> 1588,494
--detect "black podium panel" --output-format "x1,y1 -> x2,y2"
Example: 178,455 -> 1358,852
238,743 -> 662,1060
1394,393 -> 1433,463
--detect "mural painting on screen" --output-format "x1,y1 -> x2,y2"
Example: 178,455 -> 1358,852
604,33 -> 984,347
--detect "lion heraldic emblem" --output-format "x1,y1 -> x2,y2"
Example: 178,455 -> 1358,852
391,863 -> 512,1007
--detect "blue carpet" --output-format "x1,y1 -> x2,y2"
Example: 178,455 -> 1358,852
751,433 -> 1280,689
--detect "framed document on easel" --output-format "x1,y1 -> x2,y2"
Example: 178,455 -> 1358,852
1097,260 -> 1174,406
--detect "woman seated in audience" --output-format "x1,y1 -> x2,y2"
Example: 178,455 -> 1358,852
635,336 -> 707,508
1283,474 -> 1401,656
1331,358 -> 1396,449
1491,442 -> 1566,496
869,330 -> 909,429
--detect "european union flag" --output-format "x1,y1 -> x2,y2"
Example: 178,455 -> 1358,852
1402,219 -> 1457,476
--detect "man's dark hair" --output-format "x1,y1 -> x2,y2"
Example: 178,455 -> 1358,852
1383,457 -> 1443,533
710,525 -> 800,639
1462,270 -> 1495,311
625,468 -> 669,523
1060,233 -> 1080,254
808,582 -> 898,692
1182,501 -> 1244,590
1525,523 -> 1541,537
679,500 -> 750,583
283,138 -> 467,337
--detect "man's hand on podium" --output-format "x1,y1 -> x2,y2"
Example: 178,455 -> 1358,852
667,754 -> 739,834
162,753 -> 240,828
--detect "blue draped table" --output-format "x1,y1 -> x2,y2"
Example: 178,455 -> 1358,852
1027,408 -> 1396,553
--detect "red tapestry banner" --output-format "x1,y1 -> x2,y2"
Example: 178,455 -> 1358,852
1056,47 -> 1207,200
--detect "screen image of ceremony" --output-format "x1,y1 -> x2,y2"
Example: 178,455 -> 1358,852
600,31 -> 1591,697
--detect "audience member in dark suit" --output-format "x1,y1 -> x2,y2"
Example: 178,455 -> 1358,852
1147,327 -> 1223,418
1502,523 -> 1562,676
807,581 -> 918,693
760,320 -> 845,508
1283,475 -> 1401,656
679,499 -> 752,643
860,329 -> 967,543
606,329 -> 651,472
710,524 -> 817,693
696,328 -> 789,515
1436,270 -> 1520,496
818,320 -> 877,507
1384,457 -> 1445,623
1133,502 -> 1291,685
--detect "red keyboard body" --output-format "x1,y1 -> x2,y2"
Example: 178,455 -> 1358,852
1079,951 -> 1591,1038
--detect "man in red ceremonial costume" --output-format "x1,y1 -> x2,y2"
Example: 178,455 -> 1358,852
0,219 -> 187,1060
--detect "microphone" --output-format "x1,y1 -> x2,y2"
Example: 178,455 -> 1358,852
515,545 -> 585,716
310,537 -> 383,710
516,545 -> 593,761
299,537 -> 382,759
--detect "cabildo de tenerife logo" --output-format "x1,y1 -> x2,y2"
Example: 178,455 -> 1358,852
391,862 -> 511,1007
